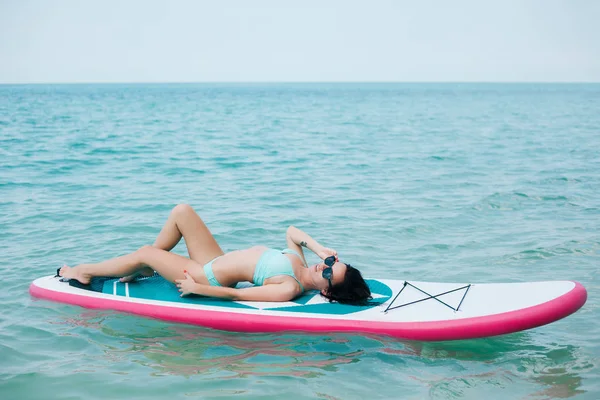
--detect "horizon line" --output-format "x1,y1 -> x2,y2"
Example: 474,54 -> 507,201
1,80 -> 600,85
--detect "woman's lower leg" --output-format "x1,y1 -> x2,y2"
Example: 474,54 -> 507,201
60,245 -> 200,285
60,250 -> 145,284
153,204 -> 223,264
153,205 -> 186,251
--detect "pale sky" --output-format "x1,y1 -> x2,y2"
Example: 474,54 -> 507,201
1,0 -> 599,83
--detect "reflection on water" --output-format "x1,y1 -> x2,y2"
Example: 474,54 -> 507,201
59,312 -> 365,378
129,328 -> 364,378
54,311 -> 594,399
381,333 -> 537,361
528,370 -> 585,399
379,335 -> 592,399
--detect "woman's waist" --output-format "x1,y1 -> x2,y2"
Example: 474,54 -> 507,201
211,246 -> 273,282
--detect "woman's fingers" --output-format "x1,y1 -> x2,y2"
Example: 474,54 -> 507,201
176,270 -> 194,297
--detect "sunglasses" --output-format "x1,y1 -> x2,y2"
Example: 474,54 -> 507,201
322,255 -> 336,290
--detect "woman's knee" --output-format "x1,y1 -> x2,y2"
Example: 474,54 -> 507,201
172,203 -> 196,218
135,245 -> 155,263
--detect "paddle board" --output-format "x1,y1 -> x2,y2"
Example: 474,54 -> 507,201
29,274 -> 587,341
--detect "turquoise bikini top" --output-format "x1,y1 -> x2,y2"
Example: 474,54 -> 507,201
252,248 -> 306,292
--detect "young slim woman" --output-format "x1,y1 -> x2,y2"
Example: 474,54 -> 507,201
59,204 -> 372,305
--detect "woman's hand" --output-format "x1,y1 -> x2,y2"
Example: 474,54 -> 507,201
175,270 -> 198,297
317,247 -> 338,261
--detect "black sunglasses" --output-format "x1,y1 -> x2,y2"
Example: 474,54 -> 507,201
322,256 -> 336,290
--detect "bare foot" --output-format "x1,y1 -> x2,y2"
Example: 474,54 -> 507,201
59,264 -> 91,285
119,267 -> 154,283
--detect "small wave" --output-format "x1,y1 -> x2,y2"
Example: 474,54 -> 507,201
163,167 -> 206,176
85,147 -> 121,155
471,191 -> 570,211
502,239 -> 600,263
0,137 -> 27,144
539,195 -> 568,201
415,243 -> 451,251
51,115 -> 73,121
215,160 -> 264,169
541,176 -> 582,184
0,181 -> 37,188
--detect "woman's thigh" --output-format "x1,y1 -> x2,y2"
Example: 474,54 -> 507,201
174,204 -> 224,265
138,246 -> 210,284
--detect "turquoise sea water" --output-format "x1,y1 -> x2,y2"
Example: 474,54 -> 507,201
0,83 -> 599,399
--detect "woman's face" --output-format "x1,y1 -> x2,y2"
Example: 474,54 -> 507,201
310,261 -> 347,294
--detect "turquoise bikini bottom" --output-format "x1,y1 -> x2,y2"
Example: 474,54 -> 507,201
203,256 -> 230,287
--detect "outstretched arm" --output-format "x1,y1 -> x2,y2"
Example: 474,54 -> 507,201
286,226 -> 337,262
176,272 -> 297,302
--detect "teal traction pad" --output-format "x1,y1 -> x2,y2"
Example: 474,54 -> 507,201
100,275 -> 392,315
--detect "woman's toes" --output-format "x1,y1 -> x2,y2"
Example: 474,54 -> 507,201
59,265 -> 70,277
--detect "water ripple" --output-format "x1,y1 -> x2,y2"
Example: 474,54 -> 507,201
1,83 -> 599,399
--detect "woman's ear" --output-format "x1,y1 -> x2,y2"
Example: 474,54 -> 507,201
320,289 -> 328,296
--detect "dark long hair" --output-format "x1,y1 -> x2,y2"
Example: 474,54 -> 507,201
321,264 -> 372,305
